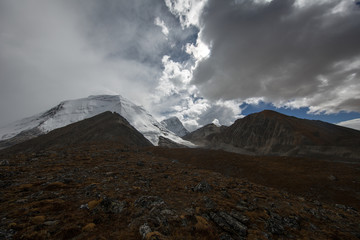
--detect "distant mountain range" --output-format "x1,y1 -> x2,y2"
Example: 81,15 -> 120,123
183,110 -> 360,159
0,95 -> 193,149
1,95 -> 360,160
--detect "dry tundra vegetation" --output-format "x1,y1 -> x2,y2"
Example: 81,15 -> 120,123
0,142 -> 360,239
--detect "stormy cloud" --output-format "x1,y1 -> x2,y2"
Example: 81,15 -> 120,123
192,0 -> 360,114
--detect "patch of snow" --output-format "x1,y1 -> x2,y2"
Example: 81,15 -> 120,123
337,118 -> 360,131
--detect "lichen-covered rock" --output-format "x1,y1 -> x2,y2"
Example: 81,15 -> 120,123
210,211 -> 248,237
266,212 -> 285,235
135,196 -> 165,209
139,223 -> 152,239
219,211 -> 247,237
194,180 -> 212,192
98,197 -> 126,214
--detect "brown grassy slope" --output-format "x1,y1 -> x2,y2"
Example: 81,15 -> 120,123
0,143 -> 359,239
151,147 -> 360,209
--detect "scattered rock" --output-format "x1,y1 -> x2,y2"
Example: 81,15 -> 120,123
203,196 -> 217,210
135,196 -> 165,209
221,190 -> 231,199
0,160 -> 9,166
283,215 -> 301,230
97,197 -> 126,214
210,211 -> 247,237
194,180 -> 212,193
328,175 -> 337,181
139,223 -> 152,239
219,211 -> 247,236
16,199 -> 27,204
137,161 -> 145,167
219,233 -> 234,240
80,204 -> 89,209
266,213 -> 285,235
230,210 -> 250,225
236,200 -> 249,211
44,220 -> 59,226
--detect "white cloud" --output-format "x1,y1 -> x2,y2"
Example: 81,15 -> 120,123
164,0 -> 208,28
154,55 -> 192,99
154,17 -> 169,37
212,118 -> 220,126
186,37 -> 211,64
0,0 -> 173,124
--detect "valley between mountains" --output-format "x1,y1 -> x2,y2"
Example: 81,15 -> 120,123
0,96 -> 360,239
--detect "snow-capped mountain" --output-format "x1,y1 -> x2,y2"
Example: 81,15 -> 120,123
0,95 -> 194,147
160,117 -> 189,137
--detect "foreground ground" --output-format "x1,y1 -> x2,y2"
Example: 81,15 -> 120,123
0,143 -> 359,239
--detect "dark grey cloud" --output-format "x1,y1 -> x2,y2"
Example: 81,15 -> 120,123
192,0 -> 360,113
0,0 -> 197,125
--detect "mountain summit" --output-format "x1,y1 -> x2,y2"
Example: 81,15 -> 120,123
0,95 -> 193,149
160,117 -> 189,137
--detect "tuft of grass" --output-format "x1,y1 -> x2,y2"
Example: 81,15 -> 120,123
82,223 -> 96,232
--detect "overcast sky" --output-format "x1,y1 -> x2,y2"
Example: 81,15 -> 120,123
0,0 -> 360,131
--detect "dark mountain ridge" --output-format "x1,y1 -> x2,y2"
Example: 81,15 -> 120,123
187,110 -> 360,159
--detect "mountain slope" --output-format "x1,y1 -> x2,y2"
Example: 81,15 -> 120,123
160,117 -> 189,137
186,110 -> 360,158
182,123 -> 227,147
0,95 -> 193,148
2,111 -> 152,153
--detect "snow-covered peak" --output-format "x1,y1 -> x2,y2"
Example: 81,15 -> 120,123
161,117 -> 189,137
337,118 -> 360,131
0,95 -> 194,147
